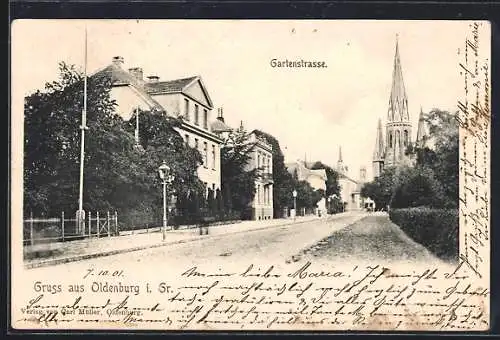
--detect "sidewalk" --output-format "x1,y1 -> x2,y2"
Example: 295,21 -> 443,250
24,214 -> 334,269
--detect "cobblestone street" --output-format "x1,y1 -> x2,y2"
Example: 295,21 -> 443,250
25,212 -> 450,277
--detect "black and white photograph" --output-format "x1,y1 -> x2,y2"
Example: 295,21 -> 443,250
10,19 -> 490,331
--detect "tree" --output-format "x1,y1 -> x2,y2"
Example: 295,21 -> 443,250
391,166 -> 446,209
220,125 -> 258,217
24,62 -> 203,230
360,166 -> 397,210
361,109 -> 458,211
124,109 -> 205,214
414,109 -> 459,208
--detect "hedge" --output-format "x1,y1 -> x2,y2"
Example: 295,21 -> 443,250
389,207 -> 459,262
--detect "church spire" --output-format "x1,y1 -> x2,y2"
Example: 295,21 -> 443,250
373,118 -> 384,160
388,34 -> 409,123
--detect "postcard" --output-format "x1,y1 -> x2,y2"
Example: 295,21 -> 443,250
10,19 -> 490,331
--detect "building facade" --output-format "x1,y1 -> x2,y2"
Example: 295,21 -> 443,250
94,56 -> 223,193
246,130 -> 274,220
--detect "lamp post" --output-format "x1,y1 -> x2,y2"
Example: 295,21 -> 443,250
292,189 -> 297,221
158,161 -> 174,241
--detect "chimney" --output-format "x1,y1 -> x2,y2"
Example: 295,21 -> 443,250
217,107 -> 225,123
147,75 -> 160,83
128,67 -> 143,81
112,56 -> 124,67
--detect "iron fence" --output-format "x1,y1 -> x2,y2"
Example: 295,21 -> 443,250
23,211 -> 119,246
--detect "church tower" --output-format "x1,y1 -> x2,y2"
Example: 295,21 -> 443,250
372,118 -> 385,178
384,35 -> 412,167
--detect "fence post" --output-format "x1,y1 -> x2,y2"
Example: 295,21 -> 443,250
97,211 -> 100,238
30,211 -> 34,246
107,211 -> 110,237
114,211 -> 118,236
61,211 -> 65,242
88,211 -> 91,238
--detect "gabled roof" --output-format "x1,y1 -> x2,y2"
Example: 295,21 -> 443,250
145,76 -> 214,108
145,76 -> 198,93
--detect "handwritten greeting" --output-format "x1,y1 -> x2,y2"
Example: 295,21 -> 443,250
457,21 -> 490,279
14,261 -> 489,331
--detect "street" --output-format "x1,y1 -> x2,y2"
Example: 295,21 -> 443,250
25,212 -> 449,277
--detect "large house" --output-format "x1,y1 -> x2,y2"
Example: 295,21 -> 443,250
94,56 -> 223,193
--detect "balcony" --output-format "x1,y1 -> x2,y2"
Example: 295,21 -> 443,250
259,172 -> 274,185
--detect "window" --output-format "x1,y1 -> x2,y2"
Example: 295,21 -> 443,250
257,154 -> 261,170
184,99 -> 189,121
389,132 -> 393,148
194,138 -> 199,153
211,144 -> 216,170
203,109 -> 208,129
212,183 -> 216,191
194,104 -> 199,125
404,130 -> 409,146
185,134 -> 189,146
203,142 -> 208,166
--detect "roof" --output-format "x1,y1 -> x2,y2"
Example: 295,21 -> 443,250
145,76 -> 198,93
92,64 -> 164,111
286,161 -> 327,182
211,119 -> 233,133
145,75 -> 214,108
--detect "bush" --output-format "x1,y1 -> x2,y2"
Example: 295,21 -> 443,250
389,207 -> 459,262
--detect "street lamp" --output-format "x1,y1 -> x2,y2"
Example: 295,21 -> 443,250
292,189 -> 297,221
158,161 -> 174,241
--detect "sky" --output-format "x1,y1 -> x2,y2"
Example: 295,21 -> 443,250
12,20 -> 472,180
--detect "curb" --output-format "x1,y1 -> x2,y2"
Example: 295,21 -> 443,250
24,216 -> 327,269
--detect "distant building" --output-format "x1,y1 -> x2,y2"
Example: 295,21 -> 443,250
286,160 -> 327,214
335,147 -> 373,211
94,56 -> 223,193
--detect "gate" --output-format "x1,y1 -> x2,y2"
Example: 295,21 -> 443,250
83,211 -> 118,238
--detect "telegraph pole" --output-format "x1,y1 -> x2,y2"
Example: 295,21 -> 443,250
77,27 -> 89,233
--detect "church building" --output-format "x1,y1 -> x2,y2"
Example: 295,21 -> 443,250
372,36 -> 428,178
